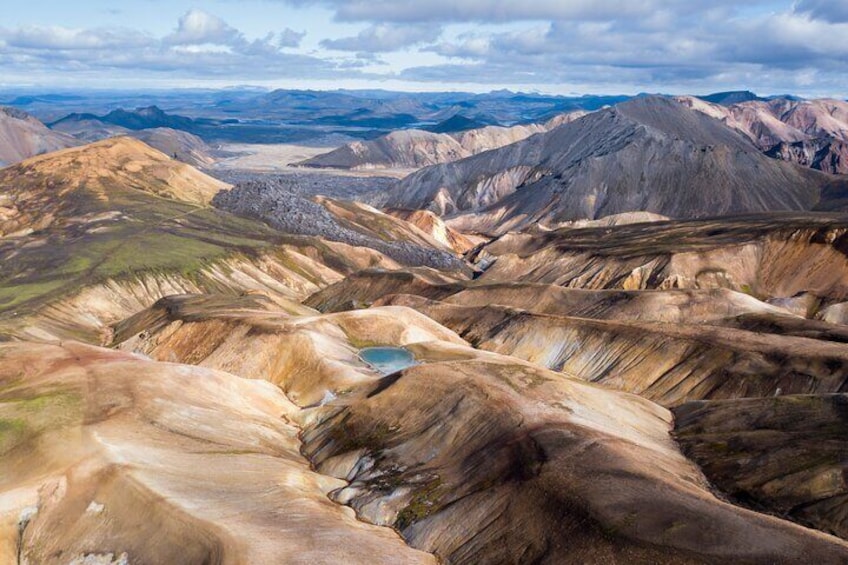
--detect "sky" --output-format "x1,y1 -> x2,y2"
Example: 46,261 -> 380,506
1,0 -> 847,97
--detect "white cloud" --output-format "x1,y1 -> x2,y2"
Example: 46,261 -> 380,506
0,12 -> 363,83
165,9 -> 242,46
321,23 -> 441,52
3,25 -> 153,50
1,1 -> 847,96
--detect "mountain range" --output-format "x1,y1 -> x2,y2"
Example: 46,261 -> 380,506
383,96 -> 837,234
2,88 -> 848,564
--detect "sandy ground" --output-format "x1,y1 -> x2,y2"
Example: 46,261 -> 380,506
212,143 -> 414,178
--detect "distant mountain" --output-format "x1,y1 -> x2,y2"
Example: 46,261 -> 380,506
100,105 -> 195,130
48,115 -> 130,142
49,115 -> 218,168
426,115 -> 489,133
385,96 -> 831,234
766,138 -> 848,175
50,105 -> 196,132
677,96 -> 848,148
0,106 -> 79,166
299,129 -> 470,170
211,88 -> 635,127
130,128 -> 218,168
299,112 -> 586,171
697,90 -> 763,105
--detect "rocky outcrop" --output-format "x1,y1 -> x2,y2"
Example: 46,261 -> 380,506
766,138 -> 848,175
213,179 -> 469,272
384,208 -> 479,253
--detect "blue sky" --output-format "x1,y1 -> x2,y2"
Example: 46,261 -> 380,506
1,0 -> 847,96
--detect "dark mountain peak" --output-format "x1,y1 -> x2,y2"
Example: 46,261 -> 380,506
96,106 -> 195,131
134,105 -> 168,118
47,112 -> 103,127
427,115 -> 488,134
697,90 -> 763,105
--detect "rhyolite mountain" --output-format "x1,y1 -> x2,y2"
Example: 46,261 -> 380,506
385,96 -> 831,234
50,114 -> 219,168
678,96 -> 848,147
299,112 -> 587,171
4,89 -> 848,565
766,137 -> 848,175
0,136 -> 424,341
0,106 -> 78,166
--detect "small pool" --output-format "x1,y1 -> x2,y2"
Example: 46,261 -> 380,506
359,346 -> 417,375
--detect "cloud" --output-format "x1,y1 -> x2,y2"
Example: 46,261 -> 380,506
278,28 -> 306,48
321,23 -> 441,52
794,0 -> 848,23
285,0 -> 773,23
165,9 -> 242,45
0,12 -> 363,83
404,6 -> 848,95
3,25 -> 153,50
1,2 -> 847,96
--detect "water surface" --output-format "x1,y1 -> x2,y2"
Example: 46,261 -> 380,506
359,346 -> 417,375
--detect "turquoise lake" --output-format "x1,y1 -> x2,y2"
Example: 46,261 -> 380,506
359,346 -> 417,375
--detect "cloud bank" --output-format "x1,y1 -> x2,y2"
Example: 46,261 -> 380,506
0,2 -> 845,95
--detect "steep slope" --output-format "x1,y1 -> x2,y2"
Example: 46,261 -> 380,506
766,138 -> 848,175
0,341 -> 435,564
472,213 -> 848,304
678,97 -> 848,146
306,269 -> 792,322
375,295 -> 848,406
304,268 -> 466,313
384,208 -> 479,253
388,96 -> 828,234
675,95 -> 809,149
131,127 -> 217,168
108,296 -> 848,563
674,395 -> 848,540
0,107 -> 78,167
